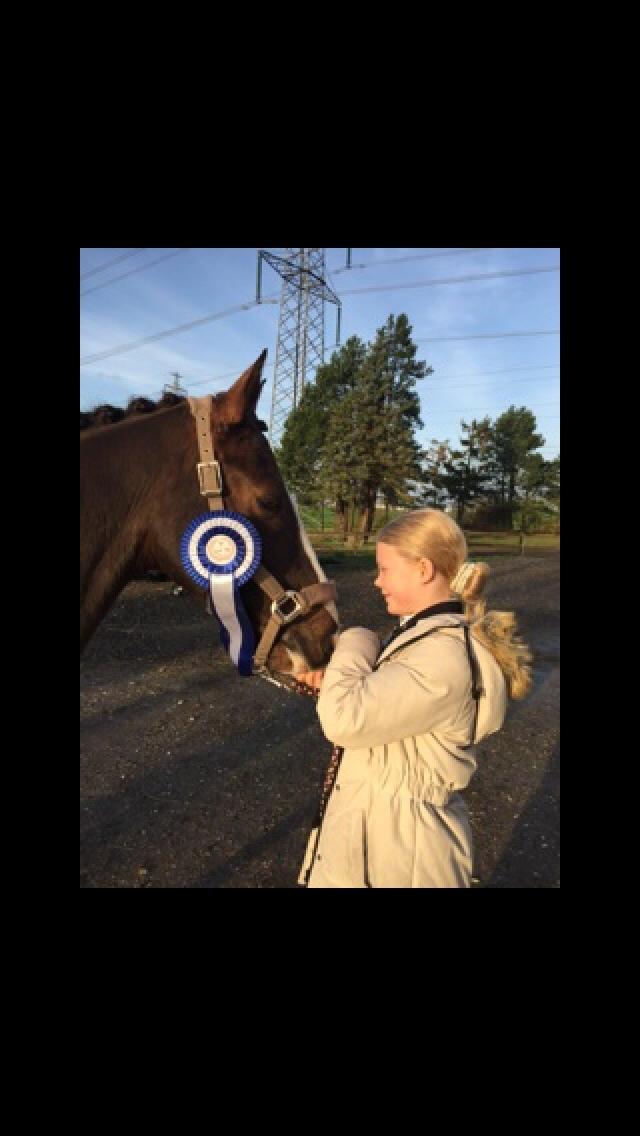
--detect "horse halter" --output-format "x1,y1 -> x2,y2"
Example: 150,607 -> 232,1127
185,396 -> 337,676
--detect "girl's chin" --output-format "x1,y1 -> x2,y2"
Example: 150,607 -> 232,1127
386,600 -> 410,615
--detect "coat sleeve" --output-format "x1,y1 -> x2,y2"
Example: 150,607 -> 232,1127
316,626 -> 468,748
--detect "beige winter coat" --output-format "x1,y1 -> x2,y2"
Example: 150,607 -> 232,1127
300,613 -> 507,889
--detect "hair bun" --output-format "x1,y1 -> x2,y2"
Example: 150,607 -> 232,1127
450,561 -> 476,595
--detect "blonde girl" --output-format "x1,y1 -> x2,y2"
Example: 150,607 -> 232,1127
298,508 -> 531,889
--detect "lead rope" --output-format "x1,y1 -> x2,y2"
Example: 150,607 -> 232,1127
280,677 -> 343,822
268,677 -> 343,821
270,676 -> 343,888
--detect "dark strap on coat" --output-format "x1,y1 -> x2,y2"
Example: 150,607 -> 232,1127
376,623 -> 483,744
373,626 -> 442,669
462,624 -> 483,745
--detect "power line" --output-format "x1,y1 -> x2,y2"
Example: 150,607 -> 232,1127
83,362 -> 560,405
80,248 -> 148,280
332,247 -> 501,272
424,404 -> 559,420
180,358 -> 560,393
80,248 -> 191,297
184,369 -> 559,398
430,363 -> 559,379
339,266 -> 559,297
423,375 -> 559,393
414,330 -> 559,344
81,262 -> 561,361
80,295 -> 280,365
80,322 -> 559,370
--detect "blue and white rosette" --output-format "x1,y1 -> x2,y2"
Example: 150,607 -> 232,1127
180,511 -> 262,676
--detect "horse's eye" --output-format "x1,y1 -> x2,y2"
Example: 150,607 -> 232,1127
258,495 -> 283,513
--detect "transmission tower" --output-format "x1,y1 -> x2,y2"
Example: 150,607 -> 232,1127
256,249 -> 341,445
163,371 -> 188,397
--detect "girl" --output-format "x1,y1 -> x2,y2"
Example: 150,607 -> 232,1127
297,508 -> 532,889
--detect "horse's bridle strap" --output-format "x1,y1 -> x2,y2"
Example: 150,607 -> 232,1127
253,565 -> 337,611
252,572 -> 337,669
188,395 -> 224,511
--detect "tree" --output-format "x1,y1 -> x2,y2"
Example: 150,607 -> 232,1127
420,440 -> 453,508
375,314 -> 431,528
421,417 -> 492,523
517,452 -> 561,532
318,314 -> 429,540
277,336 -> 366,529
487,406 -> 546,522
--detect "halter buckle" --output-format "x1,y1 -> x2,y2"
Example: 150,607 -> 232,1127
197,460 -> 222,497
271,591 -> 306,624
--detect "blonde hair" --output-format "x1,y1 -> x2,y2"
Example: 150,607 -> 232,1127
376,508 -> 532,700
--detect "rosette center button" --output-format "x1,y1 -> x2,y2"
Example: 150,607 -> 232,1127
206,534 -> 237,565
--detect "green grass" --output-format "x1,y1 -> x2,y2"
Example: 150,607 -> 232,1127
298,504 -> 411,533
318,548 -> 377,570
312,531 -> 559,567
466,531 -> 559,551
310,531 -> 559,552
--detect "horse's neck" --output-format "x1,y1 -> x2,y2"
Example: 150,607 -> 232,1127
80,415 -> 175,648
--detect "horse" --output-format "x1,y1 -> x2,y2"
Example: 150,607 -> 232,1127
80,351 -> 339,679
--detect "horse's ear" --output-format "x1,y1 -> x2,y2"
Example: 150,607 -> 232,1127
219,349 -> 268,426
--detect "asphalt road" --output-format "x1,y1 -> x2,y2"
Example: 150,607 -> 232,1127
80,553 -> 559,888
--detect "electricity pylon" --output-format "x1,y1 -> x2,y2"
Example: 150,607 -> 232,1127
256,249 -> 341,445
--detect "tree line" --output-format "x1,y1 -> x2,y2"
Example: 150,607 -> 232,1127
276,313 -> 560,540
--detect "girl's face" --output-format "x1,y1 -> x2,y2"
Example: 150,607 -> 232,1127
374,541 -> 431,616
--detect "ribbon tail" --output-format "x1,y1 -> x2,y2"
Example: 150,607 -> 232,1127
208,575 -> 255,676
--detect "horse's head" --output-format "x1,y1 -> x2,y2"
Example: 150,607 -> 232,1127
81,358 -> 339,669
209,351 -> 338,674
148,351 -> 338,676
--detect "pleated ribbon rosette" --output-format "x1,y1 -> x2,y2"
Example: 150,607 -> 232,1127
180,511 -> 262,676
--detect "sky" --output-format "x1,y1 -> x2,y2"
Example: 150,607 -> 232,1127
79,247 -> 560,460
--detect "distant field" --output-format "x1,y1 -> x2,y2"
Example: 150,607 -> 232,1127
298,505 -> 407,531
466,531 -> 559,553
299,505 -> 559,556
310,528 -> 559,558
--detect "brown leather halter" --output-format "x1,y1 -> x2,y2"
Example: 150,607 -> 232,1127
188,396 -> 338,673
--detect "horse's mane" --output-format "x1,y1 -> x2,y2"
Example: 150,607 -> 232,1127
80,390 -> 186,431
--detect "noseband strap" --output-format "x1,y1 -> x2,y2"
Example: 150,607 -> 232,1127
187,396 -> 337,673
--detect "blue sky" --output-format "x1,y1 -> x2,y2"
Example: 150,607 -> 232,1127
80,247 -> 559,459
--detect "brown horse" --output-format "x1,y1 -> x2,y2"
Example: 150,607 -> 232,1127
80,351 -> 338,677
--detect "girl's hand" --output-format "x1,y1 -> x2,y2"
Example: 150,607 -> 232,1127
296,669 -> 325,691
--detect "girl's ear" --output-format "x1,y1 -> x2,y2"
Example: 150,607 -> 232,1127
419,557 -> 435,583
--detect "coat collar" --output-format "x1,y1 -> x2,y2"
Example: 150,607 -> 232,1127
376,600 -> 466,665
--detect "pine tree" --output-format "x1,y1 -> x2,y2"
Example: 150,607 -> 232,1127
277,336 -> 366,528
420,418 -> 492,524
318,314 -> 430,540
488,406 -> 546,522
517,452 -> 561,532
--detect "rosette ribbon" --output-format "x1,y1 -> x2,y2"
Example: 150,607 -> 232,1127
180,511 -> 262,676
